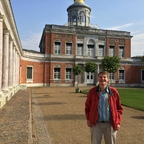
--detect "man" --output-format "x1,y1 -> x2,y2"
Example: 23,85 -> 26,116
85,71 -> 123,144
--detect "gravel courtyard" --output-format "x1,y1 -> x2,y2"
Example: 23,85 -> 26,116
31,87 -> 144,144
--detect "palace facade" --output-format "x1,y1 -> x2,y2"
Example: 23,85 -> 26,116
0,0 -> 144,108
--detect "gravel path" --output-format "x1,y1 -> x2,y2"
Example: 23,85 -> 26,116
31,87 -> 144,144
0,90 -> 31,144
0,87 -> 143,144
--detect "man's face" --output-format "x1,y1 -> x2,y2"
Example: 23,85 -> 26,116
98,74 -> 109,86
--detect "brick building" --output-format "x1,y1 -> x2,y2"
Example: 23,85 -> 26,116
21,0 -> 144,87
0,0 -> 144,108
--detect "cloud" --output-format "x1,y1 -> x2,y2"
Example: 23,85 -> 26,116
131,32 -> 144,56
105,23 -> 134,31
21,32 -> 41,52
105,22 -> 144,57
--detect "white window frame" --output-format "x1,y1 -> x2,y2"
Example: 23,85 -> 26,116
66,43 -> 72,55
77,44 -> 83,55
66,68 -> 72,80
54,41 -> 61,54
109,45 -> 115,56
119,45 -> 124,58
26,66 -> 33,82
119,69 -> 125,83
88,44 -> 94,56
99,45 -> 104,57
54,68 -> 60,80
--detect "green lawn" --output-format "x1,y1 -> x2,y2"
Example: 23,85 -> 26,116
82,88 -> 144,111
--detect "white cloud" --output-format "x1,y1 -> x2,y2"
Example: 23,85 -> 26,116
105,23 -> 134,31
21,32 -> 41,52
131,32 -> 144,56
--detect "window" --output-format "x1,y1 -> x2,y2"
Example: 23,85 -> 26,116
119,70 -> 124,80
77,44 -> 83,55
142,70 -> 144,81
66,68 -> 72,80
72,15 -> 77,25
88,44 -> 94,56
99,45 -> 104,57
54,42 -> 61,54
119,46 -> 124,58
78,11 -> 85,25
109,73 -> 114,80
109,46 -> 115,56
27,66 -> 33,81
54,68 -> 60,79
66,43 -> 72,55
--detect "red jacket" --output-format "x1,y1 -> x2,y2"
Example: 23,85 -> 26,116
85,86 -> 123,130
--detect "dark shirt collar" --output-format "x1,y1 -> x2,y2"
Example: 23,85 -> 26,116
97,85 -> 110,94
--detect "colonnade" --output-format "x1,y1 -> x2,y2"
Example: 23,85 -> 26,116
0,15 -> 20,108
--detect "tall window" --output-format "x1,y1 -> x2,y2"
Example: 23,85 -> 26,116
54,68 -> 60,79
109,73 -> 114,80
66,43 -> 72,55
72,15 -> 76,25
142,70 -> 144,81
78,11 -> 85,26
88,44 -> 94,56
27,66 -> 33,80
119,46 -> 124,58
54,42 -> 61,54
77,44 -> 83,55
119,70 -> 124,80
99,45 -> 104,57
109,46 -> 115,56
66,68 -> 72,80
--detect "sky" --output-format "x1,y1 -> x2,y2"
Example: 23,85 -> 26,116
10,0 -> 144,57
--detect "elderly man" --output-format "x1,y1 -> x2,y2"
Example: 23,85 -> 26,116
85,71 -> 123,144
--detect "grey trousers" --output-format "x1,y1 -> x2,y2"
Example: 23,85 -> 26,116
90,122 -> 117,144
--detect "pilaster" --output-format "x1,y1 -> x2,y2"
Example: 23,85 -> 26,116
13,46 -> 15,86
0,15 -> 4,93
2,30 -> 10,92
8,40 -> 13,89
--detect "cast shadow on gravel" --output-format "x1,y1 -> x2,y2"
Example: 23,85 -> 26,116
131,116 -> 144,119
32,95 -> 50,99
32,102 -> 67,105
42,114 -> 85,121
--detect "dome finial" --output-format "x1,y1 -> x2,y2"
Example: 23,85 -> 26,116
74,0 -> 85,3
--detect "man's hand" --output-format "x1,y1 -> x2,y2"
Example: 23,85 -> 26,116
87,120 -> 93,127
116,124 -> 120,130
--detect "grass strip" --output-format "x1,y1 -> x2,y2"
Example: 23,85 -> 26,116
82,88 -> 144,111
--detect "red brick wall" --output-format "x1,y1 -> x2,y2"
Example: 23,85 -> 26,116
45,33 -> 76,55
106,37 -> 131,58
20,59 -> 45,84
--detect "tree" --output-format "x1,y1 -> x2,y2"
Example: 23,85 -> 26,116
101,56 -> 120,73
73,65 -> 83,90
84,61 -> 97,86
101,56 -> 120,84
84,61 -> 97,73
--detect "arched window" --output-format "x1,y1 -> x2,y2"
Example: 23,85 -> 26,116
78,11 -> 85,26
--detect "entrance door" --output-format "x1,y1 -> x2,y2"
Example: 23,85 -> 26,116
87,72 -> 94,84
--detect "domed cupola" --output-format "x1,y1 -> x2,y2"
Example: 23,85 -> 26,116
67,0 -> 91,26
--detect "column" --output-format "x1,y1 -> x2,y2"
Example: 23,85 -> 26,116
8,40 -> 13,89
15,51 -> 18,86
2,30 -> 9,92
0,15 -> 4,93
17,54 -> 20,84
12,47 -> 16,87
